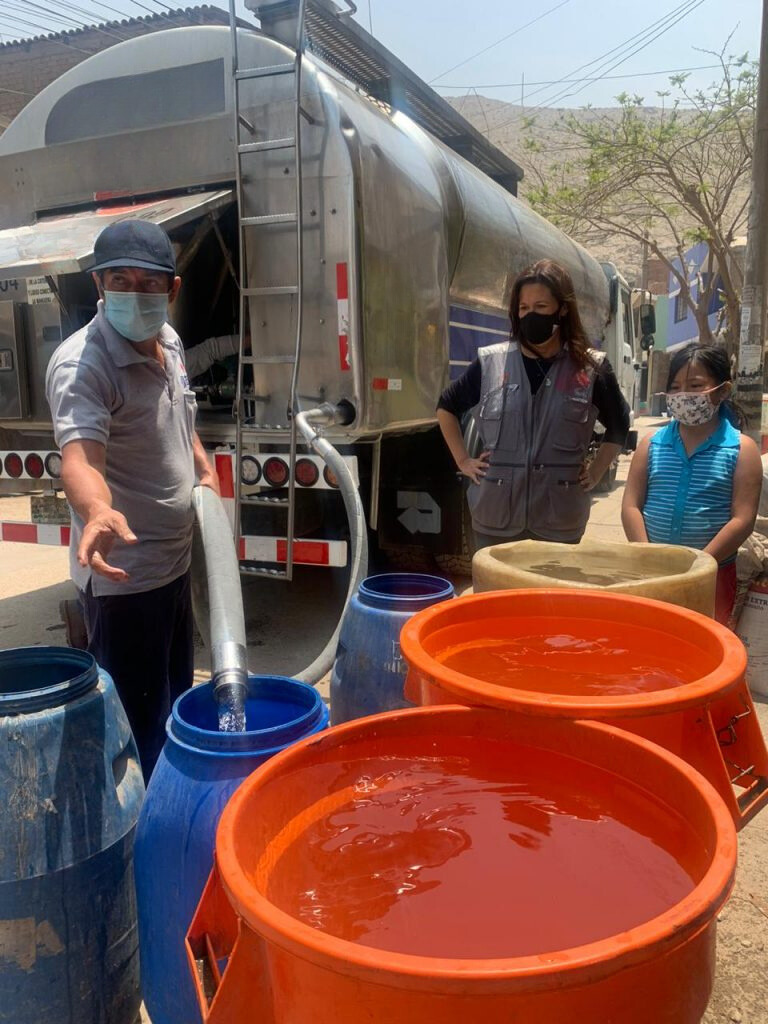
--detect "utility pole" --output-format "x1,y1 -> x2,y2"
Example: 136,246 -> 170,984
640,231 -> 654,410
738,0 -> 768,443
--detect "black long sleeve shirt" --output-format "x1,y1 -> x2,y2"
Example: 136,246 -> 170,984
438,354 -> 630,445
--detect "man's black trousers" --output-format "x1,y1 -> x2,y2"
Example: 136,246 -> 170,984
81,571 -> 194,783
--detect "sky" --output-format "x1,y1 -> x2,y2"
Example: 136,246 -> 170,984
355,0 -> 761,108
0,0 -> 761,109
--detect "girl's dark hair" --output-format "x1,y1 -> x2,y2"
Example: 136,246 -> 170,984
508,259 -> 595,370
666,342 -> 747,429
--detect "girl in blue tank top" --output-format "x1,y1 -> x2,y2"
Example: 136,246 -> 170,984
622,344 -> 762,626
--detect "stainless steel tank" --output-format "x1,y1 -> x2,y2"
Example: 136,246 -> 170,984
0,25 -> 612,440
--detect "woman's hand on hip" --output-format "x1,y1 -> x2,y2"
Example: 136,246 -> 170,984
578,461 -> 601,492
459,451 -> 490,485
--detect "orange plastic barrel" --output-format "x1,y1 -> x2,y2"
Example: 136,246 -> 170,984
401,589 -> 768,829
187,706 -> 736,1024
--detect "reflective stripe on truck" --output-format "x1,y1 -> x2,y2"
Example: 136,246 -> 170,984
0,521 -> 71,545
0,522 -> 345,567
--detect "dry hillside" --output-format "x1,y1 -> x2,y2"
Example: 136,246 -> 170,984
449,94 -> 750,284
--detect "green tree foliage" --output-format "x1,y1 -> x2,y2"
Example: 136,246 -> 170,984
523,48 -> 756,351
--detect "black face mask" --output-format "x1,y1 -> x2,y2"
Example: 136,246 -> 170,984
519,311 -> 560,346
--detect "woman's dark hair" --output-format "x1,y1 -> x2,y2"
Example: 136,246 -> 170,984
508,259 -> 595,370
666,342 -> 747,429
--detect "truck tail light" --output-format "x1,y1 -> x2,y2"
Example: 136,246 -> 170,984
263,457 -> 289,488
295,458 -> 319,487
240,456 -> 262,485
4,454 -> 23,478
323,465 -> 339,489
24,454 -> 45,479
45,453 -> 62,478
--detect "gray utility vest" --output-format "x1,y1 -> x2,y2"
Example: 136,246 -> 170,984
468,341 -> 604,541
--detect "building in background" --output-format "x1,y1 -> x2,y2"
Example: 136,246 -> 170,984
665,239 -> 745,352
0,6 -> 231,133
635,239 -> 746,415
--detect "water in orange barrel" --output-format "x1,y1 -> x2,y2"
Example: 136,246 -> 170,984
432,618 -> 710,697
265,738 -> 703,959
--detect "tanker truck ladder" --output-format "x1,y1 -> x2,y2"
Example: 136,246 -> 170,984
228,0 -> 311,582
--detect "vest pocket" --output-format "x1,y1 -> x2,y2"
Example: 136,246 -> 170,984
478,383 -> 519,450
562,396 -> 590,423
534,470 -> 589,537
467,467 -> 525,533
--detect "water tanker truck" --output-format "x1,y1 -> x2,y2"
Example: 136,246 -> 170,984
0,0 -> 640,649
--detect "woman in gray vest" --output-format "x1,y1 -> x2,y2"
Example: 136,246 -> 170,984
437,259 -> 629,549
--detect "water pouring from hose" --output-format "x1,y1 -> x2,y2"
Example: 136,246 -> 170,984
191,485 -> 248,731
190,401 -> 367,728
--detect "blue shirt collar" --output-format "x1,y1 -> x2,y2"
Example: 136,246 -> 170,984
661,409 -> 740,457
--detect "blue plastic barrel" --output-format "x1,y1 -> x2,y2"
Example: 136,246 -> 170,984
0,646 -> 145,1024
134,674 -> 329,1024
330,573 -> 454,724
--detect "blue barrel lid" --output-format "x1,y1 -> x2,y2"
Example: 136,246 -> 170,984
358,573 -> 454,610
0,646 -> 100,714
169,675 -> 327,757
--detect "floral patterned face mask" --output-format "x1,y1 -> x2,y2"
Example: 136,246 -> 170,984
665,386 -> 722,426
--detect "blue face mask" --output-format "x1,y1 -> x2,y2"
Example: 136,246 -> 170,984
103,290 -> 169,343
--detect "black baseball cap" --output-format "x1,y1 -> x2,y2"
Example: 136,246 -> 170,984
90,219 -> 176,275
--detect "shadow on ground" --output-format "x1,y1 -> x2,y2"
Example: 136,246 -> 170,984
0,579 -> 76,649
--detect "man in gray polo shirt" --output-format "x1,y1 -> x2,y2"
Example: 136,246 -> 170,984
46,219 -> 219,781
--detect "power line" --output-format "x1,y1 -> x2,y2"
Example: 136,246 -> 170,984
0,20 -> 98,52
546,0 -> 708,108
52,0 -> 138,29
529,0 -> 703,109
429,0 -> 574,84
125,0 -> 185,27
59,0 -> 149,22
146,0 -> 187,14
0,10 -> 73,35
503,0 -> 701,113
488,0 -> 707,133
5,0 -> 130,41
5,1 -> 84,30
437,63 -> 731,90
0,0 -> 166,44
445,0 -> 696,123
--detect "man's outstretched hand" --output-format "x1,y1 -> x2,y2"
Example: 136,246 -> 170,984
78,506 -> 137,582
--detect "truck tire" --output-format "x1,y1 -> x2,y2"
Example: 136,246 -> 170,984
435,491 -> 474,578
59,598 -> 88,650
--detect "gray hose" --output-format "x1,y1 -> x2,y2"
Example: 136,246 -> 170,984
191,485 -> 248,728
293,403 -> 369,684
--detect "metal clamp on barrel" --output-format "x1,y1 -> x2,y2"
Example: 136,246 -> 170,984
710,687 -> 768,826
187,867 -> 272,1022
186,868 -> 237,1016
